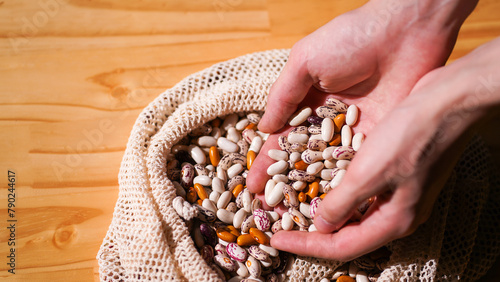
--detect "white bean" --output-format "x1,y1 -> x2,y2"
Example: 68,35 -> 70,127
300,202 -> 311,218
268,149 -> 288,161
256,131 -> 269,141
289,152 -> 302,163
189,145 -> 207,164
235,118 -> 250,131
205,164 -> 215,172
173,181 -> 186,197
233,208 -> 248,229
341,125 -> 352,146
324,159 -> 336,169
288,106 -> 312,126
209,190 -> 221,203
193,175 -> 212,186
217,137 -> 239,153
321,117 -> 334,142
330,169 -> 347,188
309,134 -> 323,141
306,162 -> 324,175
281,212 -> 294,231
236,261 -> 249,278
202,198 -> 217,214
267,160 -> 288,176
266,211 -> 280,222
217,166 -> 227,183
346,104 -> 359,126
292,181 -> 307,191
288,133 -> 309,144
272,174 -> 289,183
212,177 -> 225,193
217,209 -> 235,224
321,169 -> 334,180
336,159 -> 350,169
227,127 -> 241,143
265,181 -> 285,207
352,132 -> 365,151
198,136 -> 217,147
322,146 -> 335,160
227,163 -> 244,178
242,190 -> 253,213
249,136 -> 263,153
217,191 -> 232,209
259,244 -> 279,257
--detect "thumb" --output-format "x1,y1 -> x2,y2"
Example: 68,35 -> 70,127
258,50 -> 313,133
314,135 -> 394,233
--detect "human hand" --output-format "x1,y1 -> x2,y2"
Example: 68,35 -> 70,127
248,0 -> 475,199
268,36 -> 500,261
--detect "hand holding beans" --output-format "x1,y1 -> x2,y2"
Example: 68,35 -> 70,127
247,0 -> 487,262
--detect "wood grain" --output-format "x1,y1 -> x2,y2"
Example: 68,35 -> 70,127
1,0 -> 499,281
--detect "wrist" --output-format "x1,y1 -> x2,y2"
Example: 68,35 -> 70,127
365,0 -> 477,49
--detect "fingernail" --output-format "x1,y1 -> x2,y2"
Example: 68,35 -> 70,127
315,214 -> 337,233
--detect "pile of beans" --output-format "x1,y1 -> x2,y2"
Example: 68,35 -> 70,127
167,98 -> 389,282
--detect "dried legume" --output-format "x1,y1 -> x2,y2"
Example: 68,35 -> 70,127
169,103 -> 389,281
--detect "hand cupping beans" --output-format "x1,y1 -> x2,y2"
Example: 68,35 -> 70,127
169,99 -> 390,281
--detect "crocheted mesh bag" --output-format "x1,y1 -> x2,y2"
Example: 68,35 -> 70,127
97,49 -> 500,281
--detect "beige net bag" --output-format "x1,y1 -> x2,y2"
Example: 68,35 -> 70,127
97,49 -> 500,281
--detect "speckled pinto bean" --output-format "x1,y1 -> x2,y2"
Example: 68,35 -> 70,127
332,146 -> 356,160
282,184 -> 299,209
309,197 -> 322,220
253,209 -> 271,231
248,245 -> 269,261
226,242 -> 248,262
301,149 -> 324,164
278,135 -> 291,153
315,105 -> 339,118
326,97 -> 349,112
288,169 -> 316,182
214,254 -> 236,272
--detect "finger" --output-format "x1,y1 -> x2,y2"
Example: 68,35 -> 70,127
271,196 -> 404,261
258,50 -> 314,133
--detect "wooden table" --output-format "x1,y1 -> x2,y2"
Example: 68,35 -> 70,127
1,0 -> 499,281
